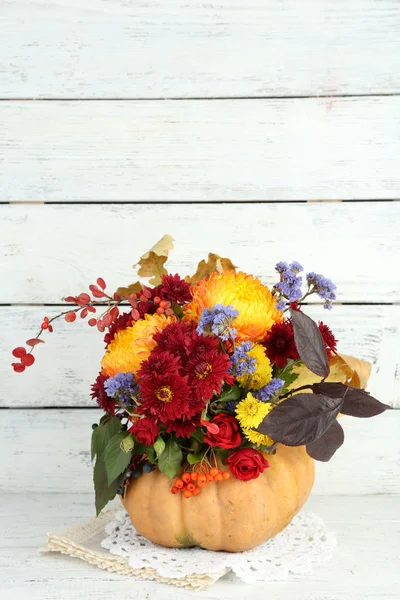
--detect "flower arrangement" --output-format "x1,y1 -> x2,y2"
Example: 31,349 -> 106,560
12,236 -> 390,528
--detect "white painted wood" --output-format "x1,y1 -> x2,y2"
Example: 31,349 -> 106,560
2,305 -> 399,408
2,203 -> 400,303
2,1 -> 400,99
1,409 -> 398,495
1,493 -> 399,599
1,98 -> 400,201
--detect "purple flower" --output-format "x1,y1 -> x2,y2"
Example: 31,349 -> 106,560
197,304 -> 239,341
306,272 -> 337,310
104,372 -> 139,406
255,378 -> 285,402
229,341 -> 257,377
273,261 -> 304,307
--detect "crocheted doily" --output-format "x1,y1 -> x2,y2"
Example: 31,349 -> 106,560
43,506 -> 336,590
102,510 -> 336,585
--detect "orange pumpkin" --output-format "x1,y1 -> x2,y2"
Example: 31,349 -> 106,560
122,444 -> 314,552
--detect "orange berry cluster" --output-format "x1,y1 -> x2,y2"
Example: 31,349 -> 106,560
171,467 -> 230,498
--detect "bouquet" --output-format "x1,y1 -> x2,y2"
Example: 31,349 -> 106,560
12,236 -> 390,552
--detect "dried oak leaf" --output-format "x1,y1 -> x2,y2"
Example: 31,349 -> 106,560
116,281 -> 142,299
134,234 -> 175,286
186,253 -> 237,284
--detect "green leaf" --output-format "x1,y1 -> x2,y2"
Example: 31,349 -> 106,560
158,438 -> 182,479
93,456 -> 124,516
218,384 -> 241,402
275,359 -> 302,393
154,435 -> 166,458
146,446 -> 157,464
104,433 -> 132,486
121,434 -> 134,453
187,451 -> 205,465
91,416 -> 122,462
132,440 -> 147,455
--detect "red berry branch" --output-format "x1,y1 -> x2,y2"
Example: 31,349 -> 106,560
11,278 -> 123,373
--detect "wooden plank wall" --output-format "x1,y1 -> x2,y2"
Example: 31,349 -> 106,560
0,0 -> 399,494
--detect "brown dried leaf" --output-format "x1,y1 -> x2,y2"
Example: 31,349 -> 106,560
116,281 -> 142,299
134,234 -> 175,285
186,253 -> 237,284
289,353 -> 372,393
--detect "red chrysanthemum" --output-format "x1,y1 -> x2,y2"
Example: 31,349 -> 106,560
153,321 -> 195,362
263,320 -> 299,368
165,416 -> 201,438
104,311 -> 134,346
319,321 -> 338,360
139,371 -> 194,423
186,330 -> 220,357
161,273 -> 192,304
184,350 -> 232,402
90,372 -> 115,415
138,350 -> 182,380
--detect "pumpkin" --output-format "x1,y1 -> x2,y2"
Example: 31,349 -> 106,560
122,444 -> 314,552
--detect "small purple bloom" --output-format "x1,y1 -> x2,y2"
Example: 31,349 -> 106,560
255,378 -> 285,402
229,341 -> 257,377
306,272 -> 337,310
104,372 -> 139,406
197,304 -> 239,341
274,261 -> 304,305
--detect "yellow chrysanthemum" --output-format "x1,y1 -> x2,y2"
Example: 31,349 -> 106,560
101,313 -> 176,377
236,344 -> 273,390
239,400 -> 275,447
242,428 -> 275,448
235,393 -> 270,429
183,271 -> 282,343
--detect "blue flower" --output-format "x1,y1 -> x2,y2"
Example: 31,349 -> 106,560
104,372 -> 139,407
197,304 -> 239,341
229,341 -> 257,377
255,378 -> 285,402
274,261 -> 304,306
306,272 -> 337,310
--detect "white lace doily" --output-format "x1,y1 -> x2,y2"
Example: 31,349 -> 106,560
101,510 -> 336,585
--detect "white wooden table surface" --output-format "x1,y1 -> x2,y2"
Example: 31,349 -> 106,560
1,2 -> 400,599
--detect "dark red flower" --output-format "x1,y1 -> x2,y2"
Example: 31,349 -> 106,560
204,414 -> 242,449
153,321 -> 194,362
90,372 -> 115,415
263,320 -> 299,368
184,350 -> 232,402
186,331 -> 220,357
138,350 -> 182,380
139,371 -> 194,423
104,312 -> 133,346
165,416 -> 201,438
129,417 -> 159,446
319,321 -> 338,360
161,274 -> 192,304
227,448 -> 269,481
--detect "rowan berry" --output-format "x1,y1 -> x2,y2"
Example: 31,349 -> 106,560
214,473 -> 223,481
182,473 -> 191,484
190,472 -> 198,481
209,467 -> 219,477
153,296 -> 161,304
183,490 -> 192,498
175,479 -> 184,489
222,471 -> 230,480
197,474 -> 207,487
187,482 -> 196,492
171,486 -> 179,494
192,486 -> 201,496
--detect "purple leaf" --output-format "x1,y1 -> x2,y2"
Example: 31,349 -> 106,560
306,420 -> 344,462
290,309 -> 329,378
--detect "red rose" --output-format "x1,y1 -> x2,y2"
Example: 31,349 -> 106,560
204,414 -> 242,449
129,417 -> 159,446
227,448 -> 269,481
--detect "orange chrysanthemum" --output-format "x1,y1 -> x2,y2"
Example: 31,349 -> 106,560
101,313 -> 176,377
183,271 -> 282,343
